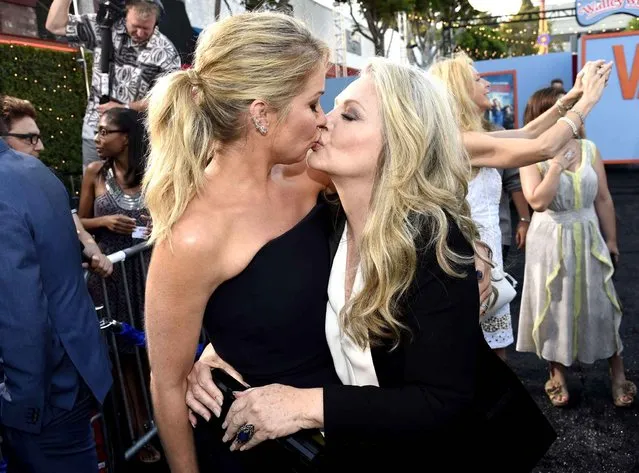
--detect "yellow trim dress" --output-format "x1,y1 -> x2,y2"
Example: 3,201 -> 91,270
516,140 -> 623,366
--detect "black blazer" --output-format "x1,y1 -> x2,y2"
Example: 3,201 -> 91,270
322,220 -> 555,472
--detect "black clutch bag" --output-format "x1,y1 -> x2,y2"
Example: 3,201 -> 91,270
210,368 -> 327,472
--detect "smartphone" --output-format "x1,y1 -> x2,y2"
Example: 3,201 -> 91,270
209,368 -> 326,470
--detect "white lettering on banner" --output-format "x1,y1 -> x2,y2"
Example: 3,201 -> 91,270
578,0 -> 624,20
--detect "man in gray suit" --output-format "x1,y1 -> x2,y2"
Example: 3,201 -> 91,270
0,113 -> 112,471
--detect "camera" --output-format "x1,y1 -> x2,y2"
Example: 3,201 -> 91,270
94,0 -> 165,103
96,0 -> 126,28
96,0 -> 164,27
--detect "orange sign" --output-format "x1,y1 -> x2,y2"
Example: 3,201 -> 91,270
580,30 -> 639,162
613,44 -> 639,99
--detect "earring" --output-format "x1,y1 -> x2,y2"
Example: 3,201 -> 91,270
252,116 -> 268,136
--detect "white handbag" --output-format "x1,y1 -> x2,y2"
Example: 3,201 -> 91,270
483,266 -> 518,320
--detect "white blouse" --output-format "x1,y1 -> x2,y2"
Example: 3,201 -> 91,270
325,227 -> 379,387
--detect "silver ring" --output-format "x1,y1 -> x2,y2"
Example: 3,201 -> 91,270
480,301 -> 489,312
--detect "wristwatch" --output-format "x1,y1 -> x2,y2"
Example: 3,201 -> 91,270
519,217 -> 531,224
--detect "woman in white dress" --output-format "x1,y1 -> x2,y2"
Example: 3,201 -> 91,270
428,53 -> 611,360
517,87 -> 635,408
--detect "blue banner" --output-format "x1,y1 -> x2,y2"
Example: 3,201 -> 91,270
576,0 -> 639,26
579,31 -> 639,162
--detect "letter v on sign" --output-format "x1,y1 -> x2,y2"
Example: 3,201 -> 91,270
612,44 -> 639,100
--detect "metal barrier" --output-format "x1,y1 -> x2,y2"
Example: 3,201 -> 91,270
0,243 -> 160,472
90,241 -> 158,469
91,241 -> 208,469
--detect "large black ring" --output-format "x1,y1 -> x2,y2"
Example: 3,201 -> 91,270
236,424 -> 255,444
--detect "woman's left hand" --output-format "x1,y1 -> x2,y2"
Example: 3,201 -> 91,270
564,70 -> 584,105
515,221 -> 529,250
565,60 -> 605,104
84,252 -> 114,278
82,243 -> 114,277
221,384 -> 317,452
141,214 -> 153,239
607,241 -> 619,264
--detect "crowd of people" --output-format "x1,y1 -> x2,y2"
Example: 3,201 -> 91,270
0,7 -> 634,473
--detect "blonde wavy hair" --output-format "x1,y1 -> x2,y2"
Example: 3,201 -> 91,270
428,52 -> 484,133
342,58 -> 480,349
143,12 -> 329,245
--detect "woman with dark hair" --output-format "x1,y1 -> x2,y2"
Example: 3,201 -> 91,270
517,87 -> 634,408
523,87 -> 578,136
78,107 -> 159,463
79,107 -> 148,242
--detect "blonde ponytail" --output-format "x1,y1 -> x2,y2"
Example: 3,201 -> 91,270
143,70 -> 214,245
142,12 -> 328,245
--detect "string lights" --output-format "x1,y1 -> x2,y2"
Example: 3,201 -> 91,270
460,24 -> 542,59
467,26 -> 539,46
4,42 -> 85,175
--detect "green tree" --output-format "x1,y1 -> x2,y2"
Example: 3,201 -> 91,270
627,17 -> 639,30
455,26 -> 508,60
0,44 -> 89,192
454,0 -> 563,60
337,0 -> 415,56
499,0 -> 543,57
406,0 -> 475,68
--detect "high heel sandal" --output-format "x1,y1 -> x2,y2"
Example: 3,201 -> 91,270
612,380 -> 637,408
545,379 -> 570,407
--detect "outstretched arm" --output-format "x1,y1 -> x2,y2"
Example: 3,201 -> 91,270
45,0 -> 72,36
467,61 -> 611,169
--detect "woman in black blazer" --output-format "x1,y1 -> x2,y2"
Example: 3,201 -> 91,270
212,58 -> 556,471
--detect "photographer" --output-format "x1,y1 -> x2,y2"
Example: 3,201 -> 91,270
46,0 -> 180,171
